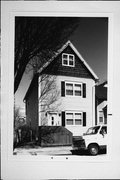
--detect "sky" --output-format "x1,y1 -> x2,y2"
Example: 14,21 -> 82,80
15,17 -> 108,111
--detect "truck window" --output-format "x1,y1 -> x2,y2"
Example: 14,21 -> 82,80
85,126 -> 100,135
100,126 -> 107,134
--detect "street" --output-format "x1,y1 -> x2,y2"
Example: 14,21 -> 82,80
14,145 -> 106,156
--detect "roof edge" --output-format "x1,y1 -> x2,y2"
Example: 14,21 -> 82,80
38,40 -> 99,81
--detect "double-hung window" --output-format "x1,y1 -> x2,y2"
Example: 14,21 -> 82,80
66,83 -> 73,95
66,112 -> 82,126
75,113 -> 82,125
99,111 -> 104,124
65,82 -> 82,96
61,81 -> 86,98
62,53 -> 75,67
66,113 -> 74,125
74,84 -> 82,96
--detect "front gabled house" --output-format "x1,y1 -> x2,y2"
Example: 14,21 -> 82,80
24,41 -> 99,137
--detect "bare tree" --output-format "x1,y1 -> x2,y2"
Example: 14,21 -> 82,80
14,106 -> 21,130
14,106 -> 26,129
14,17 -> 79,93
38,74 -> 61,126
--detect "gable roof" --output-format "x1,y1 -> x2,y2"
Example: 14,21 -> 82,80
24,41 -> 99,101
38,40 -> 99,81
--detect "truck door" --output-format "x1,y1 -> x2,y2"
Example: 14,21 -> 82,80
99,126 -> 107,146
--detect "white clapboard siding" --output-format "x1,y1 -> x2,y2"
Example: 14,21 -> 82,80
38,74 -> 96,136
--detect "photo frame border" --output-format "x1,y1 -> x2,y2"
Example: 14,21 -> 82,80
2,1 -> 118,179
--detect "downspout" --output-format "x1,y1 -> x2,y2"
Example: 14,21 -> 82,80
92,85 -> 95,126
92,80 -> 99,126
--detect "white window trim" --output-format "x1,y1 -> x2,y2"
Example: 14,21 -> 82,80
65,81 -> 82,97
62,53 -> 75,67
65,111 -> 83,126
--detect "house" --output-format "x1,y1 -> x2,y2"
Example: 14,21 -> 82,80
24,41 -> 99,137
95,81 -> 107,125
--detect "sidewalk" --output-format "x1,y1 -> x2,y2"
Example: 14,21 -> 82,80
14,145 -> 73,155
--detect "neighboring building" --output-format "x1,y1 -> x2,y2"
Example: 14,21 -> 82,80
24,41 -> 99,136
95,81 -> 107,125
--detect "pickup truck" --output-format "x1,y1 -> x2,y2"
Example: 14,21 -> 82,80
72,125 -> 107,155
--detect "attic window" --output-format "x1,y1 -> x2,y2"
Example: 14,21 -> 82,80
62,53 -> 75,67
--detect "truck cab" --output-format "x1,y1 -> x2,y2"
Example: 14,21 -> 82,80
73,125 -> 107,155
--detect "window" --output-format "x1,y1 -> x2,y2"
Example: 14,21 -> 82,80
99,111 -> 104,124
66,112 -> 83,126
51,116 -> 54,126
86,126 -> 100,135
66,83 -> 73,95
62,54 -> 68,65
75,113 -> 82,125
65,82 -> 82,96
100,126 -> 107,134
74,84 -> 82,96
62,53 -> 75,67
61,81 -> 86,98
66,113 -> 74,125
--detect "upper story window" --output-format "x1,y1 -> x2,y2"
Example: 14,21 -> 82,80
61,81 -> 86,98
99,111 -> 104,124
62,53 -> 75,67
66,82 -> 82,97
66,83 -> 73,95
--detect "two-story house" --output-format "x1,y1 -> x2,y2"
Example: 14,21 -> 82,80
24,41 -> 99,137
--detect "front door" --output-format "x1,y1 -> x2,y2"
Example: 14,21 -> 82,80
49,113 -> 61,126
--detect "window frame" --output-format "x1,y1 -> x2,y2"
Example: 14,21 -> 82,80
66,111 -> 83,126
62,53 -> 75,67
99,111 -> 104,124
65,82 -> 74,96
65,81 -> 82,97
74,83 -> 82,96
66,112 -> 74,125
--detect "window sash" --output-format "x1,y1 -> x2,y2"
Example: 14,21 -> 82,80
66,113 -> 73,119
66,83 -> 73,95
99,111 -> 104,123
69,60 -> 74,66
65,82 -> 82,96
74,84 -> 82,96
62,53 -> 74,67
63,59 -> 68,65
66,119 -> 74,125
75,113 -> 82,125
66,113 -> 74,125
75,119 -> 82,125
99,117 -> 103,123
66,112 -> 83,126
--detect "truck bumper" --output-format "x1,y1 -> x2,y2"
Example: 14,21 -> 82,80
72,139 -> 86,150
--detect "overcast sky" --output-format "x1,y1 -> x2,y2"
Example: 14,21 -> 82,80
15,17 -> 108,109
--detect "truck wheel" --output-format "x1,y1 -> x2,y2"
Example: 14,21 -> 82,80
88,144 -> 99,156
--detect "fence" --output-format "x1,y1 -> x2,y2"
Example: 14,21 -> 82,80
14,125 -> 73,148
38,126 -> 73,147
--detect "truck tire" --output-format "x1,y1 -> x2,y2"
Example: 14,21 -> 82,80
88,144 -> 99,156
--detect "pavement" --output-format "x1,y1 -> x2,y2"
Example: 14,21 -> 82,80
13,145 -> 73,155
13,145 -> 106,156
